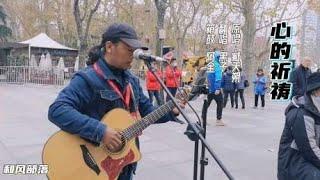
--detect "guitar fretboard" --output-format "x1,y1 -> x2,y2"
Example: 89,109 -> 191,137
121,100 -> 175,140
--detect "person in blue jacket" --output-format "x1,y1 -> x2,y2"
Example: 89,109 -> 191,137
48,23 -> 182,180
253,68 -> 267,109
207,49 -> 225,126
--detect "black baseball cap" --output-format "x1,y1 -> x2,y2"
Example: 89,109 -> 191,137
102,23 -> 148,50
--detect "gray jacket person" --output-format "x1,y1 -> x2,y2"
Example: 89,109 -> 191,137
278,72 -> 320,180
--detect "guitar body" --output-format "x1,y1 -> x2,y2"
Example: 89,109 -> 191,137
42,108 -> 141,180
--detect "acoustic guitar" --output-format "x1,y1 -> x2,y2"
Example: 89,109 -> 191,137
42,90 -> 188,180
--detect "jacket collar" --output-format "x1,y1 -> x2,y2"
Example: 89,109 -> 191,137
96,57 -> 132,82
304,94 -> 320,118
299,65 -> 310,72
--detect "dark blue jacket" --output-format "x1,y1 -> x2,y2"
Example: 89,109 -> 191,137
289,65 -> 311,98
48,58 -> 174,144
221,70 -> 235,91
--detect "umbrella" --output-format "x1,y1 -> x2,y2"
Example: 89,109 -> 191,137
56,57 -> 65,79
29,54 -> 38,67
57,57 -> 65,70
45,52 -> 52,70
74,56 -> 79,72
39,54 -> 46,70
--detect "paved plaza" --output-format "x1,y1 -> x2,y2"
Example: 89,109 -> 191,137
0,83 -> 287,180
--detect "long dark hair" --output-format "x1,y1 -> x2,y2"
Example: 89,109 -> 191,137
86,45 -> 101,65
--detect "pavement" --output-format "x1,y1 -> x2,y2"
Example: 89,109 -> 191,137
0,83 -> 288,180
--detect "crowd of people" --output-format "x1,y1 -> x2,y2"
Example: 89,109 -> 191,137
47,22 -> 320,180
146,50 -> 320,179
145,58 -> 182,105
144,49 -> 270,126
143,49 -> 320,179
206,49 -> 269,125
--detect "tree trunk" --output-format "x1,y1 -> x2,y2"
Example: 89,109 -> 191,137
55,0 -> 66,44
241,0 -> 256,78
79,37 -> 88,67
73,0 -> 101,68
154,0 -> 167,56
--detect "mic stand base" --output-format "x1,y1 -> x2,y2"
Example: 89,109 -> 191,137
184,93 -> 209,180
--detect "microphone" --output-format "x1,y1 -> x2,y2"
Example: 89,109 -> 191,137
133,49 -> 168,62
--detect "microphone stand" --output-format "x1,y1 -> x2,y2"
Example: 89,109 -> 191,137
185,85 -> 209,180
199,87 -> 209,180
144,58 -> 234,180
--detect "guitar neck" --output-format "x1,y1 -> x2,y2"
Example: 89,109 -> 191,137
122,100 -> 175,140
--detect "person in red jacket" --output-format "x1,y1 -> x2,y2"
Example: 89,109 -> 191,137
146,62 -> 162,105
165,60 -> 182,101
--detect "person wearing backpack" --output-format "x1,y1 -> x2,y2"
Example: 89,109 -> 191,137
278,72 -> 320,180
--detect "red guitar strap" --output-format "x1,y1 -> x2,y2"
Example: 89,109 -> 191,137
93,63 -> 141,121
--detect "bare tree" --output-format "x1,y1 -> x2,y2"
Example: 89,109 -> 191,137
308,0 -> 320,12
73,0 -> 101,67
3,0 -> 56,38
168,0 -> 201,63
189,1 -> 231,55
222,0 -> 306,77
0,5 -> 12,42
254,0 -> 306,68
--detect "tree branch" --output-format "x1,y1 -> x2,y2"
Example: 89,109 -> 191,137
254,0 -> 263,11
255,0 -> 306,33
73,0 -> 82,39
255,13 -> 303,32
80,0 -> 89,22
84,0 -> 101,41
114,3 -> 131,19
181,0 -> 201,41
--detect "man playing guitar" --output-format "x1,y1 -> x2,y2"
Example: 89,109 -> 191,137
48,23 -> 184,180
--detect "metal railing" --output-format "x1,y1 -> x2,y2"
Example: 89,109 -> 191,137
0,66 -> 66,86
0,66 -> 147,86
